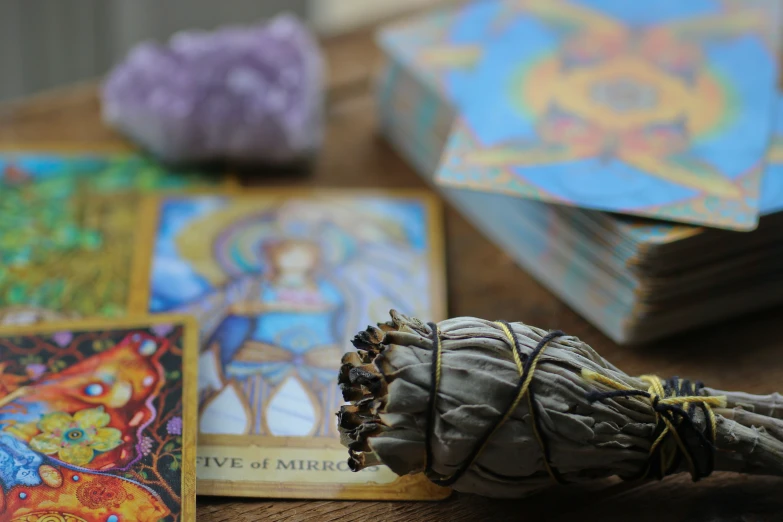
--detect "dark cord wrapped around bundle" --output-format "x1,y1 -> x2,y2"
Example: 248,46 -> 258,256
337,311 -> 783,498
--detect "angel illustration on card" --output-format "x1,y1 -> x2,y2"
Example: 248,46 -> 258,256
146,194 -> 435,438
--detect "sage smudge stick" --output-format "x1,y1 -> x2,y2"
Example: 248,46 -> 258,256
337,311 -> 783,498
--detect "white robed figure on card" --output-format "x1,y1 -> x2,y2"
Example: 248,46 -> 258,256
165,198 -> 431,437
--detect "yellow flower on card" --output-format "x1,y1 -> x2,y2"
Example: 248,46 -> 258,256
30,406 -> 122,466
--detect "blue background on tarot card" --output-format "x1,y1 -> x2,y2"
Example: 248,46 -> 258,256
624,94 -> 783,244
760,96 -> 783,215
149,196 -> 430,312
149,197 -> 226,311
446,2 -> 776,208
359,197 -> 429,250
580,0 -> 718,25
439,0 -> 503,108
0,154 -> 107,182
761,164 -> 783,214
377,0 -> 504,107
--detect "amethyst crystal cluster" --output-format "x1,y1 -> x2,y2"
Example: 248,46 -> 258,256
102,14 -> 324,165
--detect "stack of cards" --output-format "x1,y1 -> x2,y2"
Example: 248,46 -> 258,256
377,0 -> 783,344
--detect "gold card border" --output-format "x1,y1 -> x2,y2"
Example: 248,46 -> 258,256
129,187 -> 451,500
0,314 -> 200,521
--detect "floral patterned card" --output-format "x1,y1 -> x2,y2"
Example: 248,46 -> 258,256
132,189 -> 450,500
0,315 -> 197,521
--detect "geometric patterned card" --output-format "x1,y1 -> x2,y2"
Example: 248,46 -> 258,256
0,152 -> 224,326
435,0 -> 782,230
376,0 -> 501,106
615,94 -> 783,248
380,1 -> 783,246
132,189 -> 450,500
0,315 -> 197,521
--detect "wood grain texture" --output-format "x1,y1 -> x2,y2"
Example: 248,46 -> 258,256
2,28 -> 783,522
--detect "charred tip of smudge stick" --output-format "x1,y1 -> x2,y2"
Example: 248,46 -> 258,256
347,453 -> 363,472
339,385 -> 365,402
351,325 -> 386,349
337,407 -> 360,430
349,366 -> 382,391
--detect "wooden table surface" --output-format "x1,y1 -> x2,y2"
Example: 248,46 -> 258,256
2,28 -> 783,522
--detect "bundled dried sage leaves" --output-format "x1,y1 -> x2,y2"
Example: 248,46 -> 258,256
337,311 -> 783,498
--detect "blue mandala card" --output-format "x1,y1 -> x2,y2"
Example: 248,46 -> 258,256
430,0 -> 782,230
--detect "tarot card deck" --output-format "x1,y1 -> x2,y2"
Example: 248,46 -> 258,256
132,189 -> 450,499
0,315 -> 197,521
434,0 -> 781,231
377,0 -> 783,344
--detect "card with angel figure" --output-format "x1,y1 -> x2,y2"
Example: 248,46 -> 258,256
0,315 -> 197,521
132,189 -> 449,499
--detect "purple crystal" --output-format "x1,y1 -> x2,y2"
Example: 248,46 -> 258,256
101,14 -> 324,165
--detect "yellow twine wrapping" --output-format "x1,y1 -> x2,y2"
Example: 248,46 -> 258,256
581,369 -> 727,480
497,322 -> 561,484
425,322 -> 562,486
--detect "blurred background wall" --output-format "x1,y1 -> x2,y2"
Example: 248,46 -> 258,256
0,0 -> 436,102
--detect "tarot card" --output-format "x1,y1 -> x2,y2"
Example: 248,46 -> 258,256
380,3 -> 783,344
0,151 -> 225,325
0,314 -> 197,521
132,189 -> 450,499
377,0 -> 504,108
433,0 -> 782,230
